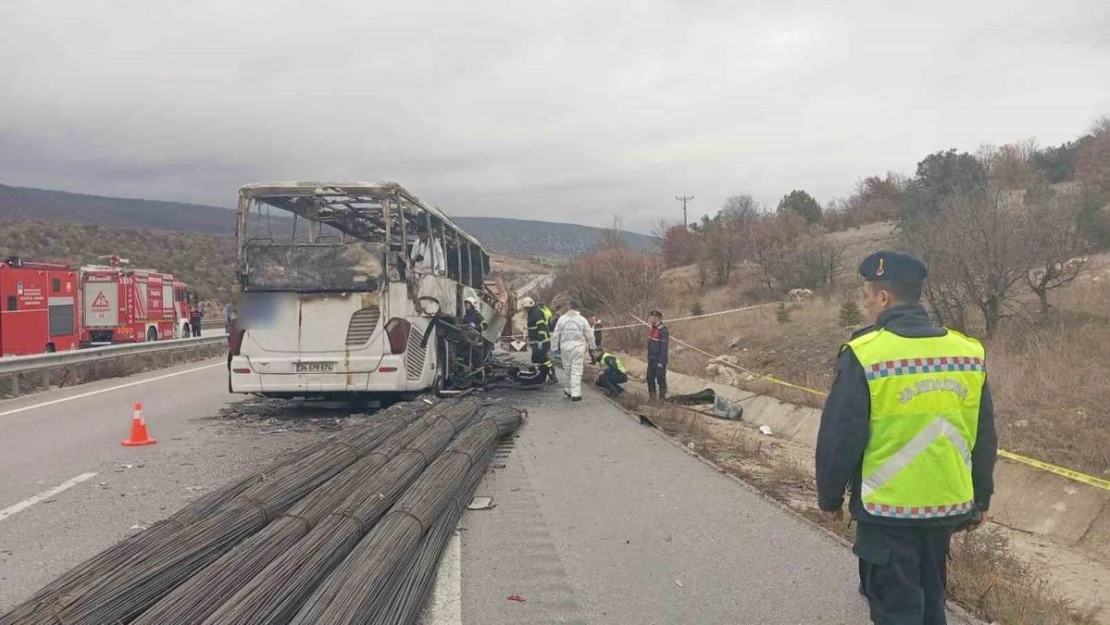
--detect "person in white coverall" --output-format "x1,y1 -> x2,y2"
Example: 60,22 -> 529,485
550,300 -> 596,401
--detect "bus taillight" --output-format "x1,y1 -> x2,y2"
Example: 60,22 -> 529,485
384,318 -> 410,354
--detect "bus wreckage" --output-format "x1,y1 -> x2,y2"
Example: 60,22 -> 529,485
227,181 -> 531,400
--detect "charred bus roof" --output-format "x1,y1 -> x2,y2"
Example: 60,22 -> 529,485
237,181 -> 485,251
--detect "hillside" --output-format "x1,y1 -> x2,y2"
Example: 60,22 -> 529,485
0,219 -> 236,302
0,184 -> 654,257
451,216 -> 655,255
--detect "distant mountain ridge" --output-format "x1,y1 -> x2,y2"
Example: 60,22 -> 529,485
0,184 -> 654,257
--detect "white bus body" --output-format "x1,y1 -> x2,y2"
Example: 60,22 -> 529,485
227,182 -> 504,399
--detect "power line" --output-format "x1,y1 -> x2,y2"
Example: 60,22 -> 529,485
675,195 -> 693,227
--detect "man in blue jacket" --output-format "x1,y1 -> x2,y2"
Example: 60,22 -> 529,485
646,310 -> 669,400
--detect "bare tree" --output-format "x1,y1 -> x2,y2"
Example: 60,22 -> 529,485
904,143 -> 1092,334
693,195 -> 761,286
1022,183 -> 1089,318
596,215 -> 627,252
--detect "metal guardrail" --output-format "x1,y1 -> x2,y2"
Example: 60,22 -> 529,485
0,334 -> 228,376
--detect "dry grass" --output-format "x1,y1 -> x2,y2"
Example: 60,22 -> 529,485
640,253 -> 1110,476
949,528 -> 1100,625
617,395 -> 1098,625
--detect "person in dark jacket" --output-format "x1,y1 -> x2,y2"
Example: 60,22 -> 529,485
520,297 -> 557,384
590,348 -> 627,396
591,315 -> 603,348
462,297 -> 487,332
189,305 -> 203,337
646,310 -> 669,400
462,297 -> 489,370
816,251 -> 997,625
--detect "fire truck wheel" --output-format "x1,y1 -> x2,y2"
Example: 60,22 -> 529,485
147,327 -> 158,342
44,343 -> 56,353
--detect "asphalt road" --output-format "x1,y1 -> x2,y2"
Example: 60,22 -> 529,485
448,383 -> 973,625
0,359 -> 327,612
2,359 -> 973,623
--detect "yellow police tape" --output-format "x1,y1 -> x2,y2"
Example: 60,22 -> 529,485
996,450 -> 1110,491
653,318 -> 1110,493
751,372 -> 1110,493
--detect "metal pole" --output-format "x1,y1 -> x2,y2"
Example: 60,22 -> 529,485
675,195 -> 694,228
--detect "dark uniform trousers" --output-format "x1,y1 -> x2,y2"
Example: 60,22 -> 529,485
646,360 -> 667,398
854,521 -> 955,625
597,369 -> 627,395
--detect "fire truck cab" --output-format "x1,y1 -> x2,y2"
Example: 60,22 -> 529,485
0,257 -> 81,356
80,255 -> 192,346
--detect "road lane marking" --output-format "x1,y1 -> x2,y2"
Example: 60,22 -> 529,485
427,529 -> 463,625
0,362 -> 224,418
0,472 -> 98,523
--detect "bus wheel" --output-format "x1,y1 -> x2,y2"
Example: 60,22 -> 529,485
44,343 -> 56,353
147,327 -> 158,342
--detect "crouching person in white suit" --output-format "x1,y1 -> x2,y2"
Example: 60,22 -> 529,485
551,300 -> 596,402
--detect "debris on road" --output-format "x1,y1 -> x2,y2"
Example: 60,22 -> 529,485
468,496 -> 495,510
507,594 -> 526,602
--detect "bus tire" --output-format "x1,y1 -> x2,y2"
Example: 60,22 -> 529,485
44,343 -> 56,353
147,327 -> 158,342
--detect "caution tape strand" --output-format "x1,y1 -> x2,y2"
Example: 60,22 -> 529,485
499,301 -> 781,342
624,313 -> 1110,493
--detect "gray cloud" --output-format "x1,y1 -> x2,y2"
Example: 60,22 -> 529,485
2,0 -> 1108,233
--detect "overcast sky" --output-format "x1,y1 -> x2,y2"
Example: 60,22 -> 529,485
2,0 -> 1109,233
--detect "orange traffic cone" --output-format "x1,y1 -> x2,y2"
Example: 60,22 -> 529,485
122,402 -> 157,446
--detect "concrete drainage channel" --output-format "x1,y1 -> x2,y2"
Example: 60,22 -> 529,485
0,335 -> 228,400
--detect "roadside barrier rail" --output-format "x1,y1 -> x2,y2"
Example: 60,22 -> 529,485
0,334 -> 228,376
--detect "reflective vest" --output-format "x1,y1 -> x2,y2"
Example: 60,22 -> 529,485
844,328 -> 985,520
527,306 -> 552,344
600,352 -> 626,374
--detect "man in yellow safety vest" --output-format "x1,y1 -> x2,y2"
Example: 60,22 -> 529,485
816,251 -> 997,625
590,347 -> 627,396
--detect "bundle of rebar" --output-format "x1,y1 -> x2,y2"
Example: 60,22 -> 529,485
0,423 -> 352,625
366,447 -> 491,624
199,401 -> 505,625
13,401 -> 434,625
133,398 -> 478,625
289,403 -> 523,624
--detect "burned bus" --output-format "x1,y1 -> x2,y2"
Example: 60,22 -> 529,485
227,182 -> 506,399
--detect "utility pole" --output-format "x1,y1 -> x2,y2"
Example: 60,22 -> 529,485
675,195 -> 693,228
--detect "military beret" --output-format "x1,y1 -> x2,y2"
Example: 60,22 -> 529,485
858,251 -> 927,282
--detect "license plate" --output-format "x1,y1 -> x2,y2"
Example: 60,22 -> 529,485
295,361 -> 336,373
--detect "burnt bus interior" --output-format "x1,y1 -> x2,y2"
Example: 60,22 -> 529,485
237,183 -> 491,304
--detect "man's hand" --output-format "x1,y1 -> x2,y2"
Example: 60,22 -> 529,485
821,508 -> 844,523
965,511 -> 990,532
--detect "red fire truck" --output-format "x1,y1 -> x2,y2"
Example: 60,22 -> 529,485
80,255 -> 194,346
0,255 -> 195,357
0,258 -> 81,356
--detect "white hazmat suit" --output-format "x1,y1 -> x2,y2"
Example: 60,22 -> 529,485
551,309 -> 596,400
